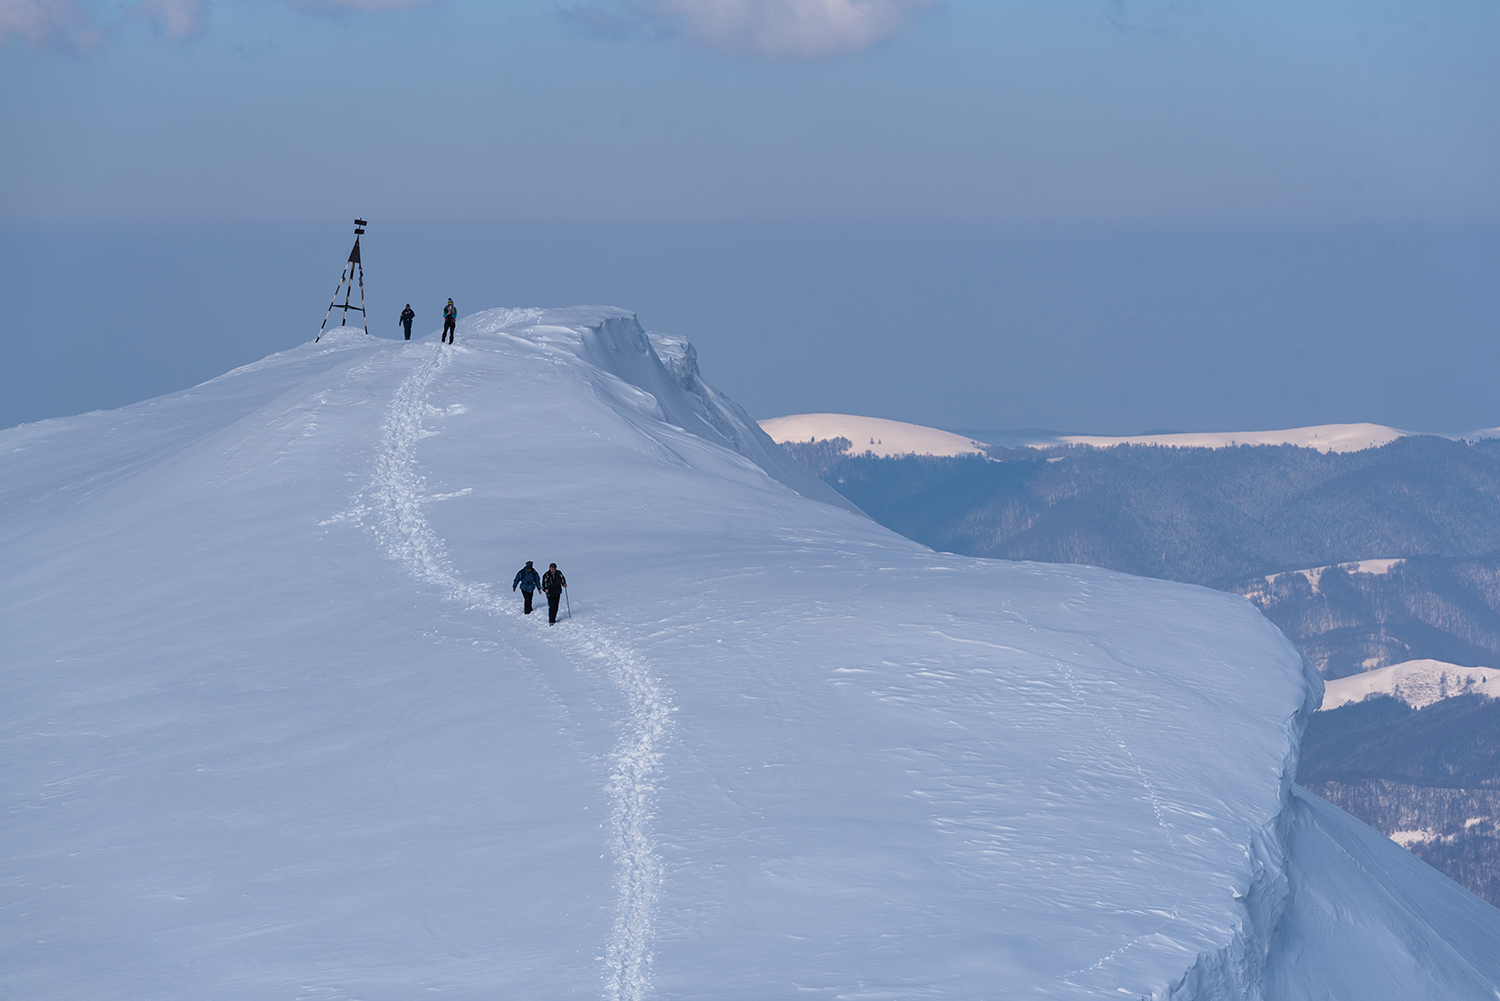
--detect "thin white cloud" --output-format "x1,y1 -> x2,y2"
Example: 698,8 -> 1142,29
133,0 -> 206,38
557,4 -> 639,41
3,0 -> 925,58
281,0 -> 433,9
0,0 -> 108,52
637,0 -> 939,59
1,0 -> 431,52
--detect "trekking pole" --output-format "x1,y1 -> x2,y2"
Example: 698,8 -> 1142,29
565,588 -> 572,620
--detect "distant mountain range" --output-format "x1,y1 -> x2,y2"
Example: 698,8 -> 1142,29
778,431 -> 1500,592
760,412 -> 1500,455
961,423 -> 1440,453
769,416 -> 1500,906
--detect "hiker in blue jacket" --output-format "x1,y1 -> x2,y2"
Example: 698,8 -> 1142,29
442,299 -> 457,344
513,561 -> 541,614
399,305 -> 415,340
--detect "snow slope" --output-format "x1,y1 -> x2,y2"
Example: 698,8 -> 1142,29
1320,659 -> 1499,711
1265,787 -> 1500,999
4,307 -> 1499,1000
759,412 -> 987,458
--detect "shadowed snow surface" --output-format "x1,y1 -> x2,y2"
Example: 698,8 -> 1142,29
3,307 -> 1496,1000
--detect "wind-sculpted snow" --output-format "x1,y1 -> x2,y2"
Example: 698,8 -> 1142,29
4,307 -> 1498,1001
573,310 -> 858,514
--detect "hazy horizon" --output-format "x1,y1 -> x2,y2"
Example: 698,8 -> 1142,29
4,1 -> 1497,436
5,220 -> 1498,435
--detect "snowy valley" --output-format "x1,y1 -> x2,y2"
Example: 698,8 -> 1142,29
4,309 -> 1500,1000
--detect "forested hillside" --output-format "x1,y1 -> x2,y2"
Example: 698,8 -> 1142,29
791,435 -> 1500,587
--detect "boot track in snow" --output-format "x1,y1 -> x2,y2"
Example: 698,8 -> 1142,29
333,341 -> 673,1001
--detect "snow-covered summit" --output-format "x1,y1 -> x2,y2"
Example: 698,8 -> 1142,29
759,412 -> 988,458
1321,658 -> 1499,711
4,307 -> 1499,1000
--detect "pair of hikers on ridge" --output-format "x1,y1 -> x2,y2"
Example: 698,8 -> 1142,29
512,561 -> 568,624
397,300 -> 458,343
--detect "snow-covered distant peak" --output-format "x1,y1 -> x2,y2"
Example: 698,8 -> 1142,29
758,413 -> 986,458
1041,423 -> 1410,454
1241,559 -> 1406,598
1320,659 -> 1499,711
761,415 -> 1500,458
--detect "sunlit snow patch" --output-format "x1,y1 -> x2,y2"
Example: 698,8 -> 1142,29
1320,658 -> 1498,710
759,412 -> 987,457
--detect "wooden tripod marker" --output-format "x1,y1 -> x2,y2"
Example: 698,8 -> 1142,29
316,218 -> 370,342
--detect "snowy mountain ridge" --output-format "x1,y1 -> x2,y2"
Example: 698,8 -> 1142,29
4,307 -> 1500,1000
762,413 -> 1500,456
572,310 -> 857,513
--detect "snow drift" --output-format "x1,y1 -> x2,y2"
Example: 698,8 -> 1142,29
3,306 -> 1498,1000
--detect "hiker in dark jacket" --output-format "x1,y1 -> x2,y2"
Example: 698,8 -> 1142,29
442,299 -> 457,344
512,561 -> 541,614
541,563 -> 567,624
400,305 -> 415,340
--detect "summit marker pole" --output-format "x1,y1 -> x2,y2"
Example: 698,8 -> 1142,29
316,219 -> 370,342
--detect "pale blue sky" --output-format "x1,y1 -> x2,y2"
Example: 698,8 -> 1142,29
6,0 -> 1498,226
3,1 -> 1498,431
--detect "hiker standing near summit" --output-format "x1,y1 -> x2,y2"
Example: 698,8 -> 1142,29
541,563 -> 567,624
512,561 -> 541,615
442,299 -> 457,344
399,304 -> 414,340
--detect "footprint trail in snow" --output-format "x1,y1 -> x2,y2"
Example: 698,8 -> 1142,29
344,341 -> 673,1001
